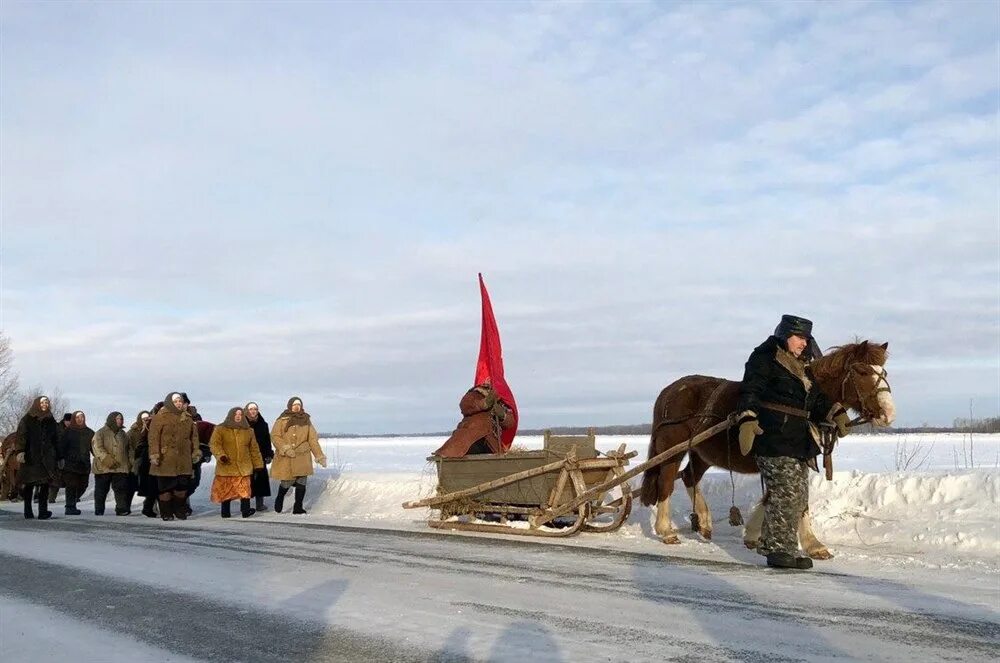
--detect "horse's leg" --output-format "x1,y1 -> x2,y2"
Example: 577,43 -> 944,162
799,510 -> 834,560
743,498 -> 765,549
682,454 -> 713,540
654,460 -> 682,544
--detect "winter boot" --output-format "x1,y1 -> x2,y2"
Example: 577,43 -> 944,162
159,498 -> 174,522
221,501 -> 232,518
795,556 -> 814,570
240,498 -> 255,518
48,484 -> 59,503
255,496 -> 268,512
37,488 -> 52,519
172,494 -> 188,520
292,484 -> 307,515
22,485 -> 34,519
142,496 -> 158,518
184,497 -> 193,517
64,488 -> 81,515
766,552 -> 798,569
274,486 -> 289,513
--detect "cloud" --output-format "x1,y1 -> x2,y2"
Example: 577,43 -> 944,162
2,1 -> 997,430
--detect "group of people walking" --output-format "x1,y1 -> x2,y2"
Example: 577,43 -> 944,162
8,392 -> 328,522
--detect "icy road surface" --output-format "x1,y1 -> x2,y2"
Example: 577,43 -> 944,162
0,513 -> 996,662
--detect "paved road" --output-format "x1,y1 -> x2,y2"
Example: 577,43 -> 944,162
0,513 -> 997,662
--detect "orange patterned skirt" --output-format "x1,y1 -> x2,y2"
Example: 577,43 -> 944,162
211,475 -> 251,503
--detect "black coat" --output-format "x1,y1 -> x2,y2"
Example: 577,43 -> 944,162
133,428 -> 159,497
15,414 -> 60,484
737,336 -> 837,459
58,426 -> 94,475
248,414 -> 272,497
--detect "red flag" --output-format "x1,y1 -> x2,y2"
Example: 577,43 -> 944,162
474,273 -> 518,449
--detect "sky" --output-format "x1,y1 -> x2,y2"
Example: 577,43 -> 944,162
1,1 -> 997,432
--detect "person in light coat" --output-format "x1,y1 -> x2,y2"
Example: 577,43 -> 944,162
269,397 -> 326,514
92,411 -> 136,515
209,407 -> 264,518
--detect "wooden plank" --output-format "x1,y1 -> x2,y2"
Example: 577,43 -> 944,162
531,416 -> 735,527
402,450 -> 574,509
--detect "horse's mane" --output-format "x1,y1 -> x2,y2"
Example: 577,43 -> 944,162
810,340 -> 888,382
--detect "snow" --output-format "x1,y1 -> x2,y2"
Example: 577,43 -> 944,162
25,433 -> 999,573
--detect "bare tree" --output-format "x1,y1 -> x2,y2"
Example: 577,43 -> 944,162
0,333 -> 21,436
0,334 -> 71,436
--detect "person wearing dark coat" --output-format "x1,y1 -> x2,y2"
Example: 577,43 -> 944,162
245,401 -> 274,511
184,397 -> 213,517
57,411 -> 94,515
14,396 -> 60,519
736,314 -> 850,570
131,407 -> 159,517
44,412 -> 73,503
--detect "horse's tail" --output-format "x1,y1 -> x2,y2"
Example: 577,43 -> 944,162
639,428 -> 660,506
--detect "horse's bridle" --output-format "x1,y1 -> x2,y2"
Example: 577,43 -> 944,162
841,363 -> 892,426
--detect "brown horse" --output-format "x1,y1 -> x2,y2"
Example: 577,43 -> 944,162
639,341 -> 895,558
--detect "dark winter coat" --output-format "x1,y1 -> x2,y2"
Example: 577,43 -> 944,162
14,408 -> 60,485
59,424 -> 95,475
247,411 -> 272,497
736,336 -> 838,460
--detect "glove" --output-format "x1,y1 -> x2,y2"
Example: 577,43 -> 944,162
16,452 -> 25,464
219,455 -> 230,464
264,456 -> 273,465
483,391 -> 497,410
317,456 -> 328,468
57,459 -> 66,470
833,410 -> 851,438
491,403 -> 507,420
738,419 -> 763,456
149,454 -> 161,467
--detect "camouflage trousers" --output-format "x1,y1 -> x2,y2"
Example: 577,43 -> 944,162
756,456 -> 809,556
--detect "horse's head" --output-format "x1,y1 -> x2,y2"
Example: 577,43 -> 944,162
812,340 -> 896,427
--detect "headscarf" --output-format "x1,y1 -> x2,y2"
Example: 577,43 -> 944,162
26,396 -> 54,420
245,401 -> 261,422
69,410 -> 87,429
129,411 -> 150,433
106,411 -> 124,432
278,396 -> 311,425
160,392 -> 185,416
219,407 -> 250,430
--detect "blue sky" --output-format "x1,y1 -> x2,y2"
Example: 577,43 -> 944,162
2,1 -> 997,432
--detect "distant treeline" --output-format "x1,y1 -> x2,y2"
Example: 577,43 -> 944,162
319,418 -> 1000,438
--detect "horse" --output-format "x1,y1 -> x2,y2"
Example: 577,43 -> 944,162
639,340 -> 895,559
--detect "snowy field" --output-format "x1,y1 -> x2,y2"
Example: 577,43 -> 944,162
2,432 -> 997,661
11,432 -> 996,572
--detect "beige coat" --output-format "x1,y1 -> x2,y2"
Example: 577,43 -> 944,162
148,409 -> 199,477
269,416 -> 326,481
91,426 -> 134,475
209,427 -> 264,477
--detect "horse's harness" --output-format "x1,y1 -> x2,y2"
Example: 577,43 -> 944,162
841,363 -> 892,427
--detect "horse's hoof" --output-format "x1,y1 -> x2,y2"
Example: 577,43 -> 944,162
744,539 -> 758,550
689,513 -> 700,532
699,529 -> 712,540
661,534 -> 681,545
808,548 -> 834,560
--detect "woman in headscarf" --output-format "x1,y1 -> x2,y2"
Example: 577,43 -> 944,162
245,401 -> 274,512
14,396 -> 59,519
269,397 -> 326,514
92,411 -> 135,515
147,392 -> 200,521
130,408 -> 157,517
57,411 -> 94,516
209,407 -> 264,518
